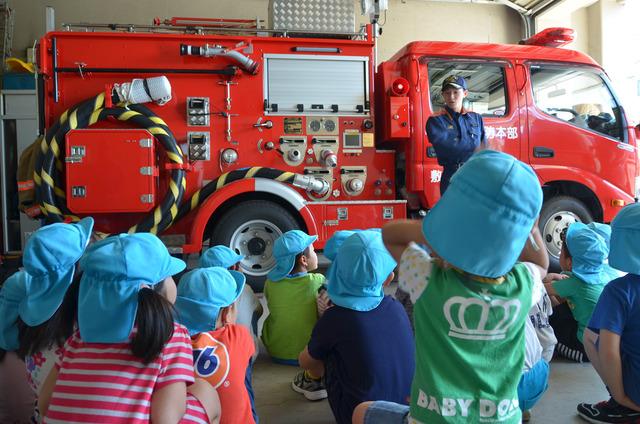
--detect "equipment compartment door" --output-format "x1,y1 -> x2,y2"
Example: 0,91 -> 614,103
65,129 -> 157,214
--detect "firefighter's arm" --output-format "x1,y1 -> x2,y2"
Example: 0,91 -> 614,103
299,346 -> 325,378
479,115 -> 487,147
599,329 -> 640,411
382,220 -> 428,263
517,221 -> 548,280
425,117 -> 445,166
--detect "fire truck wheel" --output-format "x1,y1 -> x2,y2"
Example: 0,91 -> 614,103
538,196 -> 593,271
209,200 -> 301,292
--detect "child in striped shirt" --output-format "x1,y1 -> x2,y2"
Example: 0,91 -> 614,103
38,233 -> 220,424
0,218 -> 94,422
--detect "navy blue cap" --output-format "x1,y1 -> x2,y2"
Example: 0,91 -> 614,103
442,75 -> 468,91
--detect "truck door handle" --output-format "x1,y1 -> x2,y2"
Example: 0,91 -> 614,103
533,147 -> 554,158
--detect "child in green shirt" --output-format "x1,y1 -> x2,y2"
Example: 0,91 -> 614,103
545,222 -> 609,363
353,150 -> 549,424
261,230 -> 325,365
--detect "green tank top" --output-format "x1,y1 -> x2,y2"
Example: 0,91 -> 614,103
410,263 -> 533,423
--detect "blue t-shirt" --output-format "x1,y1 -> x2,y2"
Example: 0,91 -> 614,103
307,296 -> 415,424
588,273 -> 640,404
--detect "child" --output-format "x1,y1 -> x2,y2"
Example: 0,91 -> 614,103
18,218 -> 94,395
38,233 -> 220,423
175,267 -> 257,424
518,291 -> 557,421
261,230 -> 325,365
0,272 -> 37,424
297,231 -> 415,424
0,218 -> 94,422
200,245 -> 262,355
577,203 -> 640,423
354,150 -> 548,424
529,291 -> 557,364
545,222 -> 608,363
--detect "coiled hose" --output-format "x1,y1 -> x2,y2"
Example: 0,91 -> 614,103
34,92 -> 186,235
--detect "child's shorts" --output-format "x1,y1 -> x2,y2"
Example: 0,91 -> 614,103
517,358 -> 550,411
180,393 -> 210,423
363,401 -> 410,424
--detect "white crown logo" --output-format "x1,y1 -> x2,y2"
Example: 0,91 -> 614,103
443,293 -> 522,341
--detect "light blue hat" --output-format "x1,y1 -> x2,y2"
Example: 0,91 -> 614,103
0,271 -> 30,350
586,222 -> 623,282
200,245 -> 245,269
422,150 -> 543,278
20,217 -> 94,326
78,233 -> 186,343
327,231 -> 396,311
175,267 -> 245,336
609,203 -> 640,275
324,231 -> 356,262
324,229 -> 382,262
586,222 -> 612,249
267,230 -> 317,281
566,222 -> 609,285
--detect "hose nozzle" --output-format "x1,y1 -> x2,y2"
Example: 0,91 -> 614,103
180,43 -> 259,75
293,174 -> 330,196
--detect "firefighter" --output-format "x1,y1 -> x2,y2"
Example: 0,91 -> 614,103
426,75 -> 487,195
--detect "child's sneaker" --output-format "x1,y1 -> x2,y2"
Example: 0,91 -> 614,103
522,410 -> 532,422
577,398 -> 640,423
291,370 -> 327,401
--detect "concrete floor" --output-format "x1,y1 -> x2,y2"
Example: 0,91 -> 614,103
252,354 -> 608,423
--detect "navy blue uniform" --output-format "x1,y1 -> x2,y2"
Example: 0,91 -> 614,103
426,106 -> 486,194
307,296 -> 415,424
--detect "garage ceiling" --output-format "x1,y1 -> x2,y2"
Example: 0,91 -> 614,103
500,0 -> 560,15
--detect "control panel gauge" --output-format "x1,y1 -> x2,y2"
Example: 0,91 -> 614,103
309,120 -> 322,132
323,119 -> 336,133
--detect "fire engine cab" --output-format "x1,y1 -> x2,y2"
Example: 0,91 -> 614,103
32,5 -> 640,288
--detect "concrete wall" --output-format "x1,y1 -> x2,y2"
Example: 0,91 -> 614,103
359,0 -> 523,61
598,0 -> 640,124
586,1 -> 602,65
9,0 -> 522,62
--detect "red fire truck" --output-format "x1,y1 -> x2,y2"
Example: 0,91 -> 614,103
33,15 -> 639,287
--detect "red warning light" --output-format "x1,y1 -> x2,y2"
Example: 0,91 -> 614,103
521,27 -> 575,48
390,78 -> 410,96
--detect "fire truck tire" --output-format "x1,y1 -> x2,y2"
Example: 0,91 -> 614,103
538,196 -> 593,270
209,200 -> 301,291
